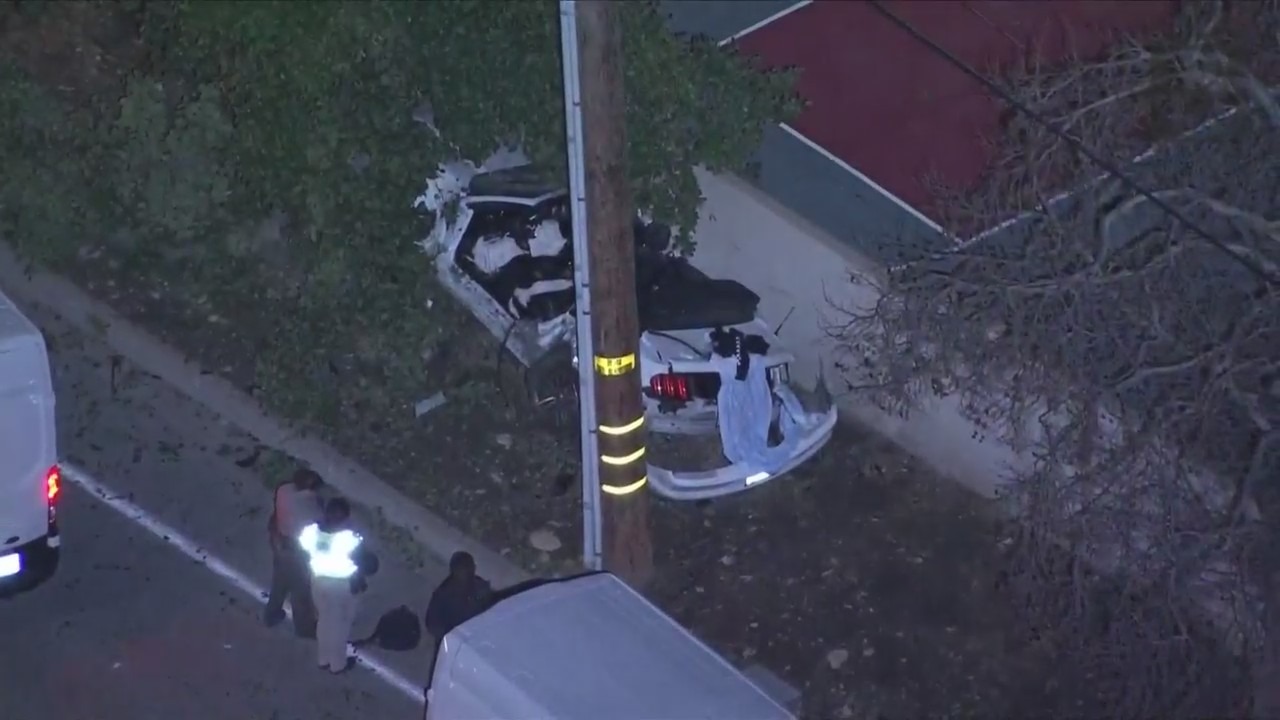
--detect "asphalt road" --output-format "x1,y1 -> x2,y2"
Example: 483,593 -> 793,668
0,297 -> 446,720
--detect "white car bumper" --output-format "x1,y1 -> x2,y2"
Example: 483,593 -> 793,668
647,402 -> 839,501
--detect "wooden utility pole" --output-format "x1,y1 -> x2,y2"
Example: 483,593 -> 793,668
574,0 -> 653,586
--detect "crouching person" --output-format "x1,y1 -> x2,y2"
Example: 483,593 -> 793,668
298,497 -> 380,674
423,551 -> 493,706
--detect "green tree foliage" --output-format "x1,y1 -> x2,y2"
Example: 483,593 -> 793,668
107,78 -> 235,247
164,0 -> 798,247
0,66 -> 106,264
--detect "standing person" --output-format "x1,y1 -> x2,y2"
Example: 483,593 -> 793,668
263,468 -> 324,637
423,552 -> 493,695
299,497 -> 379,674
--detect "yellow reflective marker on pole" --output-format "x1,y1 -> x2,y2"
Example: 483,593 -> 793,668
602,476 -> 647,496
598,415 -> 644,436
601,447 -> 646,466
593,353 -> 636,376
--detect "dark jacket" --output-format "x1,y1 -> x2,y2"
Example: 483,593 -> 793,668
424,575 -> 493,640
350,545 -> 379,594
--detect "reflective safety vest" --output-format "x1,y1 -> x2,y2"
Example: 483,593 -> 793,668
298,523 -> 363,579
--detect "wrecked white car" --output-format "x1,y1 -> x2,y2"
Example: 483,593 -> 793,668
417,164 -> 837,501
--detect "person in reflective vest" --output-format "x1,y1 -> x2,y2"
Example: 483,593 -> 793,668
298,497 -> 379,674
264,468 -> 323,637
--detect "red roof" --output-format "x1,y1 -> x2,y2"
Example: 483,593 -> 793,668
736,0 -> 1176,225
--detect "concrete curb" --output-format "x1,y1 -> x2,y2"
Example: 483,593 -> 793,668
0,242 -> 530,589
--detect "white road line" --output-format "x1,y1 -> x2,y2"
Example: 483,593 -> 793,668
62,463 -> 425,705
778,123 -> 946,233
958,104 -> 1244,248
712,0 -> 945,234
715,0 -> 1248,251
716,1 -> 814,48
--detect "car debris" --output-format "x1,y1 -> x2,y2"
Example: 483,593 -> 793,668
415,163 -> 838,501
414,391 -> 448,419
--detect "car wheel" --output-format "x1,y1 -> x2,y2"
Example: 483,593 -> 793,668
526,344 -> 579,434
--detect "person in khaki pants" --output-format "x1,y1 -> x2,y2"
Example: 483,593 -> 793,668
299,497 -> 379,674
264,469 -> 324,637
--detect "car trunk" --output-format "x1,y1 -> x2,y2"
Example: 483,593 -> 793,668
641,319 -> 839,501
641,319 -> 794,403
636,250 -> 761,333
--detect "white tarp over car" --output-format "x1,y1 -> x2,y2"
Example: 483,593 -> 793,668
714,350 -> 809,473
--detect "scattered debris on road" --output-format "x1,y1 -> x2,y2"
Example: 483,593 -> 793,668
414,391 -> 447,419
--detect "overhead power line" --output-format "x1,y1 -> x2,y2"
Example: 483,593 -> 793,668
868,0 -> 1280,288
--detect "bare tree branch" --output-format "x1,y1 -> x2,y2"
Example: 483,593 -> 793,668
831,2 -> 1280,715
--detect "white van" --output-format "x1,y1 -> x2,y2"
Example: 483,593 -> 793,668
0,288 -> 61,597
426,572 -> 797,720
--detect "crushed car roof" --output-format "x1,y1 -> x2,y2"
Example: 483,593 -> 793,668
468,166 -> 563,202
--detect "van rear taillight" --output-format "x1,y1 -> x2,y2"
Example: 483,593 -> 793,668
46,465 -> 61,503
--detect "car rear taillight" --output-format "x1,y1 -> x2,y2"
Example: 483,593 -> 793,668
647,365 -> 788,404
649,372 -> 692,402
46,465 -> 61,503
